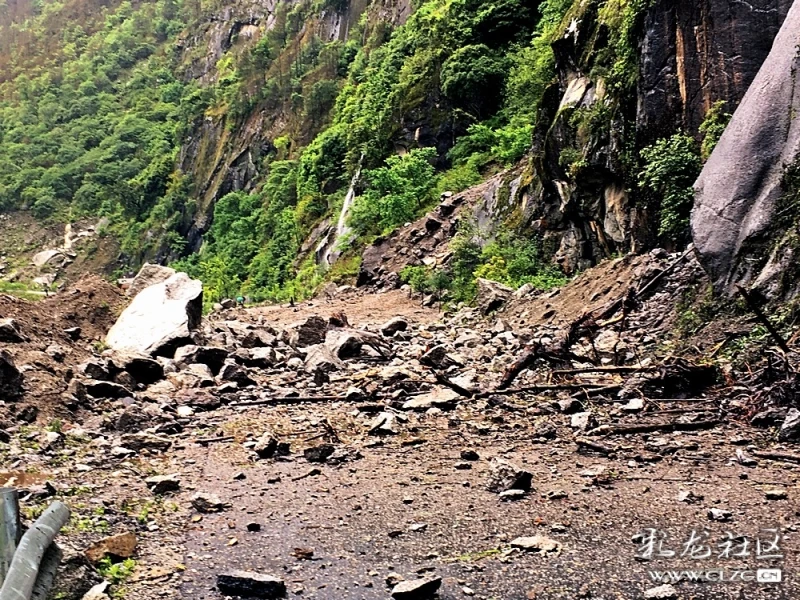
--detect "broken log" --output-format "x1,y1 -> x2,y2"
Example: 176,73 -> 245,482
575,437 -> 618,455
591,419 -> 721,436
751,450 -> 800,464
736,285 -> 791,353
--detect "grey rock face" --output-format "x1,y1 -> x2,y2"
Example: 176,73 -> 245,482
126,263 -> 176,298
692,0 -> 800,295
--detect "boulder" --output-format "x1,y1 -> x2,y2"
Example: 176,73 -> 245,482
108,352 -> 164,385
31,249 -> 68,268
380,317 -> 409,337
218,361 -> 256,387
692,1 -> 800,295
0,318 -> 25,343
324,329 -> 363,359
402,388 -> 460,411
303,344 -> 343,373
285,316 -> 328,348
173,345 -> 228,375
83,380 -> 131,399
476,278 -> 513,314
106,272 -> 202,357
126,263 -> 175,298
0,351 -> 23,400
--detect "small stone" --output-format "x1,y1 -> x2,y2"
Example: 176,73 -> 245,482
570,412 -> 596,431
510,535 -> 561,555
84,532 -> 138,563
254,431 -> 278,459
643,584 -> 678,599
677,490 -> 703,504
765,488 -> 788,500
391,576 -> 442,599
386,573 -> 404,587
486,457 -> 532,493
145,474 -> 180,495
409,523 -> 428,532
454,461 -> 472,470
304,444 -> 336,463
707,508 -> 733,522
191,492 -> 229,513
460,450 -> 479,461
246,522 -> 262,532
217,571 -> 286,599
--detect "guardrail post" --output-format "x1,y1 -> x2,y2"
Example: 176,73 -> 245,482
0,489 -> 20,586
0,500 -> 70,600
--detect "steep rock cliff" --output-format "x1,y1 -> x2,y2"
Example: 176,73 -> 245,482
515,0 -> 791,273
692,0 -> 800,298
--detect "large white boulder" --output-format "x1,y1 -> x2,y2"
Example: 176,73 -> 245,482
106,272 -> 203,357
127,263 -> 176,297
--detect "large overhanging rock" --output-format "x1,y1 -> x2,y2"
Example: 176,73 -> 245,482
691,0 -> 800,296
106,272 -> 203,357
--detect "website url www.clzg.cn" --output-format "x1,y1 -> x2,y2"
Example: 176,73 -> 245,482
649,569 -> 782,583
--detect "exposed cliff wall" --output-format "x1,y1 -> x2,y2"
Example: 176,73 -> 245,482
513,0 -> 791,274
692,0 -> 800,298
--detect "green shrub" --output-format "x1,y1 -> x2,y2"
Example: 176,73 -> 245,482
699,100 -> 732,160
639,133 -> 702,242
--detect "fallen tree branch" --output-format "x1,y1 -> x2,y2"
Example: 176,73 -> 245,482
575,437 -> 618,455
432,370 -> 475,398
194,436 -> 235,446
751,450 -> 800,464
736,285 -> 791,353
553,366 -> 658,376
591,419 -> 721,436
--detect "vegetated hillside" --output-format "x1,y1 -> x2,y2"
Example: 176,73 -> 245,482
0,0 -> 793,306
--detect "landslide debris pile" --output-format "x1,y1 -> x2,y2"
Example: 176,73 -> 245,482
4,256 -> 800,599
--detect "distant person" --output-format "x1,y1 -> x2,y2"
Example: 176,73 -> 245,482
236,295 -> 245,308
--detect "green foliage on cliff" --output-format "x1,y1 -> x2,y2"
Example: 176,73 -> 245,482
639,134 -> 702,242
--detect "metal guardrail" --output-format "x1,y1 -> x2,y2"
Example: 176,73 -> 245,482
0,489 -> 69,600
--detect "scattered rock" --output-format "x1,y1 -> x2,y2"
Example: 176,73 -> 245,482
304,444 -> 336,463
391,576 -> 442,600
0,350 -> 23,400
778,408 -> 800,442
254,431 -> 279,459
325,329 -> 363,358
145,474 -> 180,494
84,380 -> 131,399
64,326 -> 82,340
570,412 -> 597,431
304,344 -> 344,374
121,433 -> 172,452
84,532 -> 138,563
476,278 -> 513,314
460,449 -> 480,461
510,535 -> 561,555
191,492 -> 229,513
106,271 -> 202,356
217,571 -> 286,599
0,318 -> 25,343
499,489 -> 527,501
381,317 -> 409,337
402,388 -> 460,411
486,458 -> 532,493
173,346 -> 229,375
369,412 -> 399,435
643,584 -> 678,599
765,488 -> 788,500
218,361 -> 256,387
286,316 -> 328,348
707,508 -> 733,522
